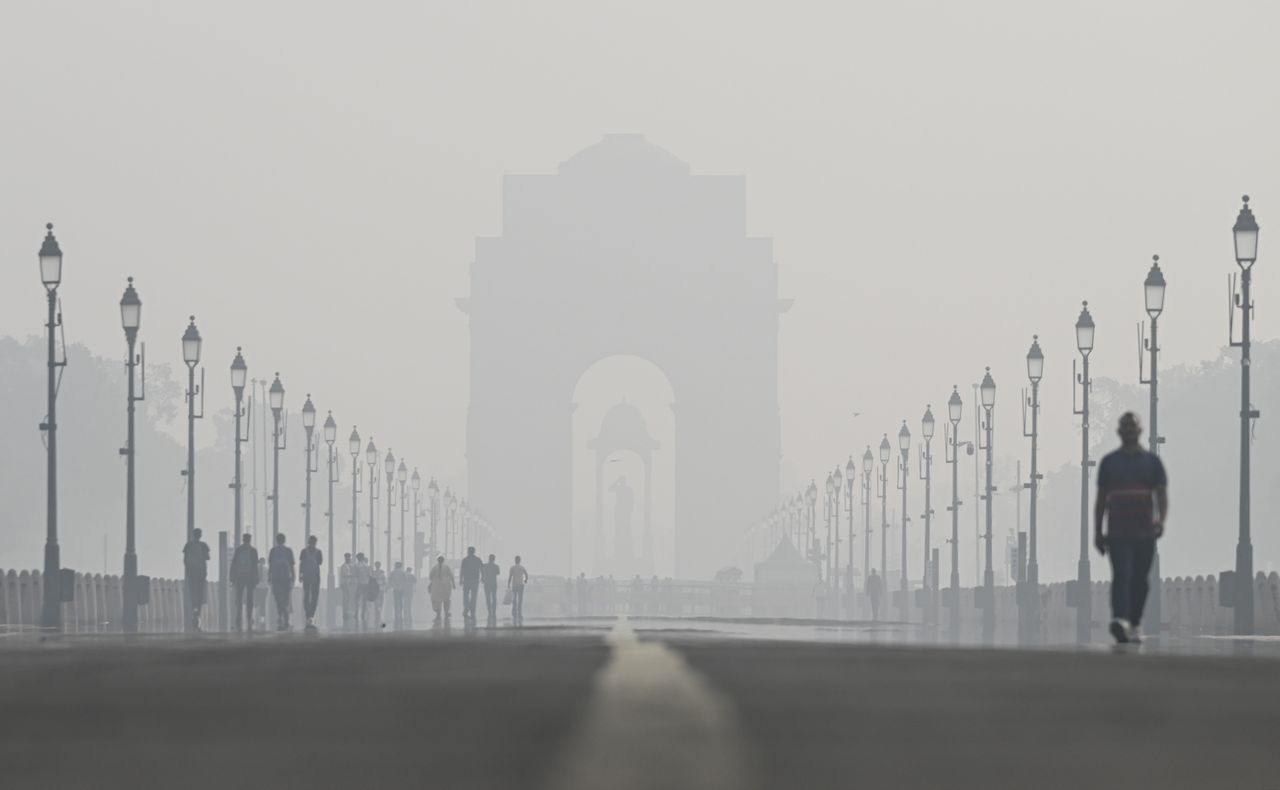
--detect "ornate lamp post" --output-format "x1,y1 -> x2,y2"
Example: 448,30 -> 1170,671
1230,196 -> 1260,635
302,395 -> 317,544
1139,258 -> 1166,636
844,456 -> 857,618
120,278 -> 144,634
366,439 -> 379,560
268,373 -> 286,541
182,317 -> 204,633
805,481 -> 818,566
323,412 -> 337,628
1073,302 -> 1096,643
349,428 -> 362,559
878,435 -> 890,586
824,472 -> 835,606
1022,337 -> 1044,645
398,460 -> 408,566
896,422 -> 911,621
38,225 -> 66,629
230,350 -> 249,547
945,386 -> 967,642
428,478 -> 440,561
384,449 -> 397,572
979,368 -> 996,645
919,406 -> 935,629
861,448 -> 873,617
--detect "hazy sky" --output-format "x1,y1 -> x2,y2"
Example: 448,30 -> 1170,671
1,2 -> 1276,573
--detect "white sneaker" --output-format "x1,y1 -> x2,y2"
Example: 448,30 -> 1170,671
1109,618 -> 1131,644
1129,625 -> 1143,644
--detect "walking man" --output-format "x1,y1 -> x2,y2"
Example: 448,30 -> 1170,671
183,527 -> 211,631
1096,412 -> 1169,645
299,535 -> 323,630
268,533 -> 296,631
373,560 -> 388,626
229,533 -> 259,632
339,553 -> 356,631
866,569 -> 884,622
481,554 -> 501,621
508,555 -> 529,625
389,561 -> 408,631
460,546 -> 482,619
429,555 -> 455,624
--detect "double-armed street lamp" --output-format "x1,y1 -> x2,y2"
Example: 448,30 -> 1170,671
268,373 -> 286,542
1072,301 -> 1096,644
919,407 -> 935,629
978,368 -> 997,645
398,460 -> 408,566
120,278 -> 144,634
182,317 -> 205,632
1140,256 -> 1167,635
323,412 -> 337,628
897,422 -> 911,621
349,428 -> 363,560
39,225 -> 66,630
302,395 -> 317,544
1022,337 -> 1045,645
1230,196 -> 1260,635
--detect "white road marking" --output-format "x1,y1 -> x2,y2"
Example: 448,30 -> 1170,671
548,616 -> 756,790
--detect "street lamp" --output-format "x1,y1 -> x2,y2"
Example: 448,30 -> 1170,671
412,468 -> 422,569
268,373 -> 286,542
323,411 -> 337,629
919,406 -> 935,631
832,464 -> 843,616
1072,301 -> 1095,643
38,225 -> 66,630
1230,196 -> 1260,634
944,386 -> 969,642
978,367 -> 996,645
120,277 -> 145,634
349,428 -> 362,561
878,434 -> 890,596
398,460 -> 408,566
428,478 -> 440,561
823,473 -> 835,610
182,316 -> 204,632
366,439 -> 379,561
896,421 -> 911,621
302,394 -> 317,544
1022,337 -> 1044,645
385,449 -> 396,572
844,455 -> 856,618
447,491 -> 458,557
805,480 -> 818,563
861,447 -> 873,618
230,349 -> 249,549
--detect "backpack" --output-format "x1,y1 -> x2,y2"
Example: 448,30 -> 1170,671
365,576 -> 380,602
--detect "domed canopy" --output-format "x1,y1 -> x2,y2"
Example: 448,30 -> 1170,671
587,398 -> 660,454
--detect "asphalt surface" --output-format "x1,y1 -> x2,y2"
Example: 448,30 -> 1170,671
2,620 -> 1278,789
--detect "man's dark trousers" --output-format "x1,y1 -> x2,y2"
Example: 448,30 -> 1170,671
463,581 -> 479,617
1109,538 -> 1156,625
484,584 -> 498,618
302,576 -> 320,620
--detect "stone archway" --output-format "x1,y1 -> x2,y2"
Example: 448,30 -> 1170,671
460,134 -> 783,578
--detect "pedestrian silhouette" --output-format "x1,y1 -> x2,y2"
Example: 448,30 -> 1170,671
867,569 -> 884,622
229,533 -> 259,632
481,553 -> 502,624
339,553 -> 356,632
429,555 -> 455,624
508,556 -> 529,625
268,533 -> 296,631
460,546 -> 482,619
183,527 -> 211,632
389,561 -> 408,631
1095,412 -> 1168,645
299,535 -> 323,631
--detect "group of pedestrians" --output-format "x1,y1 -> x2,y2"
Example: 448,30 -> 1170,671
337,553 -> 414,632
429,548 -> 529,626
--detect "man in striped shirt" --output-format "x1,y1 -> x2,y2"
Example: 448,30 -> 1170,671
1095,412 -> 1169,644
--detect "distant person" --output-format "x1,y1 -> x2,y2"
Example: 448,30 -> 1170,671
354,553 -> 372,631
373,561 -> 387,625
183,528 -> 211,631
1095,412 -> 1168,645
460,547 -> 482,619
866,569 -> 884,622
229,534 -> 259,632
405,567 -> 417,628
576,572 -> 590,617
481,554 -> 502,620
389,561 -> 409,631
508,556 -> 529,624
339,553 -> 356,631
299,535 -> 323,629
268,533 -> 296,631
429,556 -> 455,623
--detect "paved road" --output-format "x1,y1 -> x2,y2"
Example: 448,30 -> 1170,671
2,620 -> 1277,789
